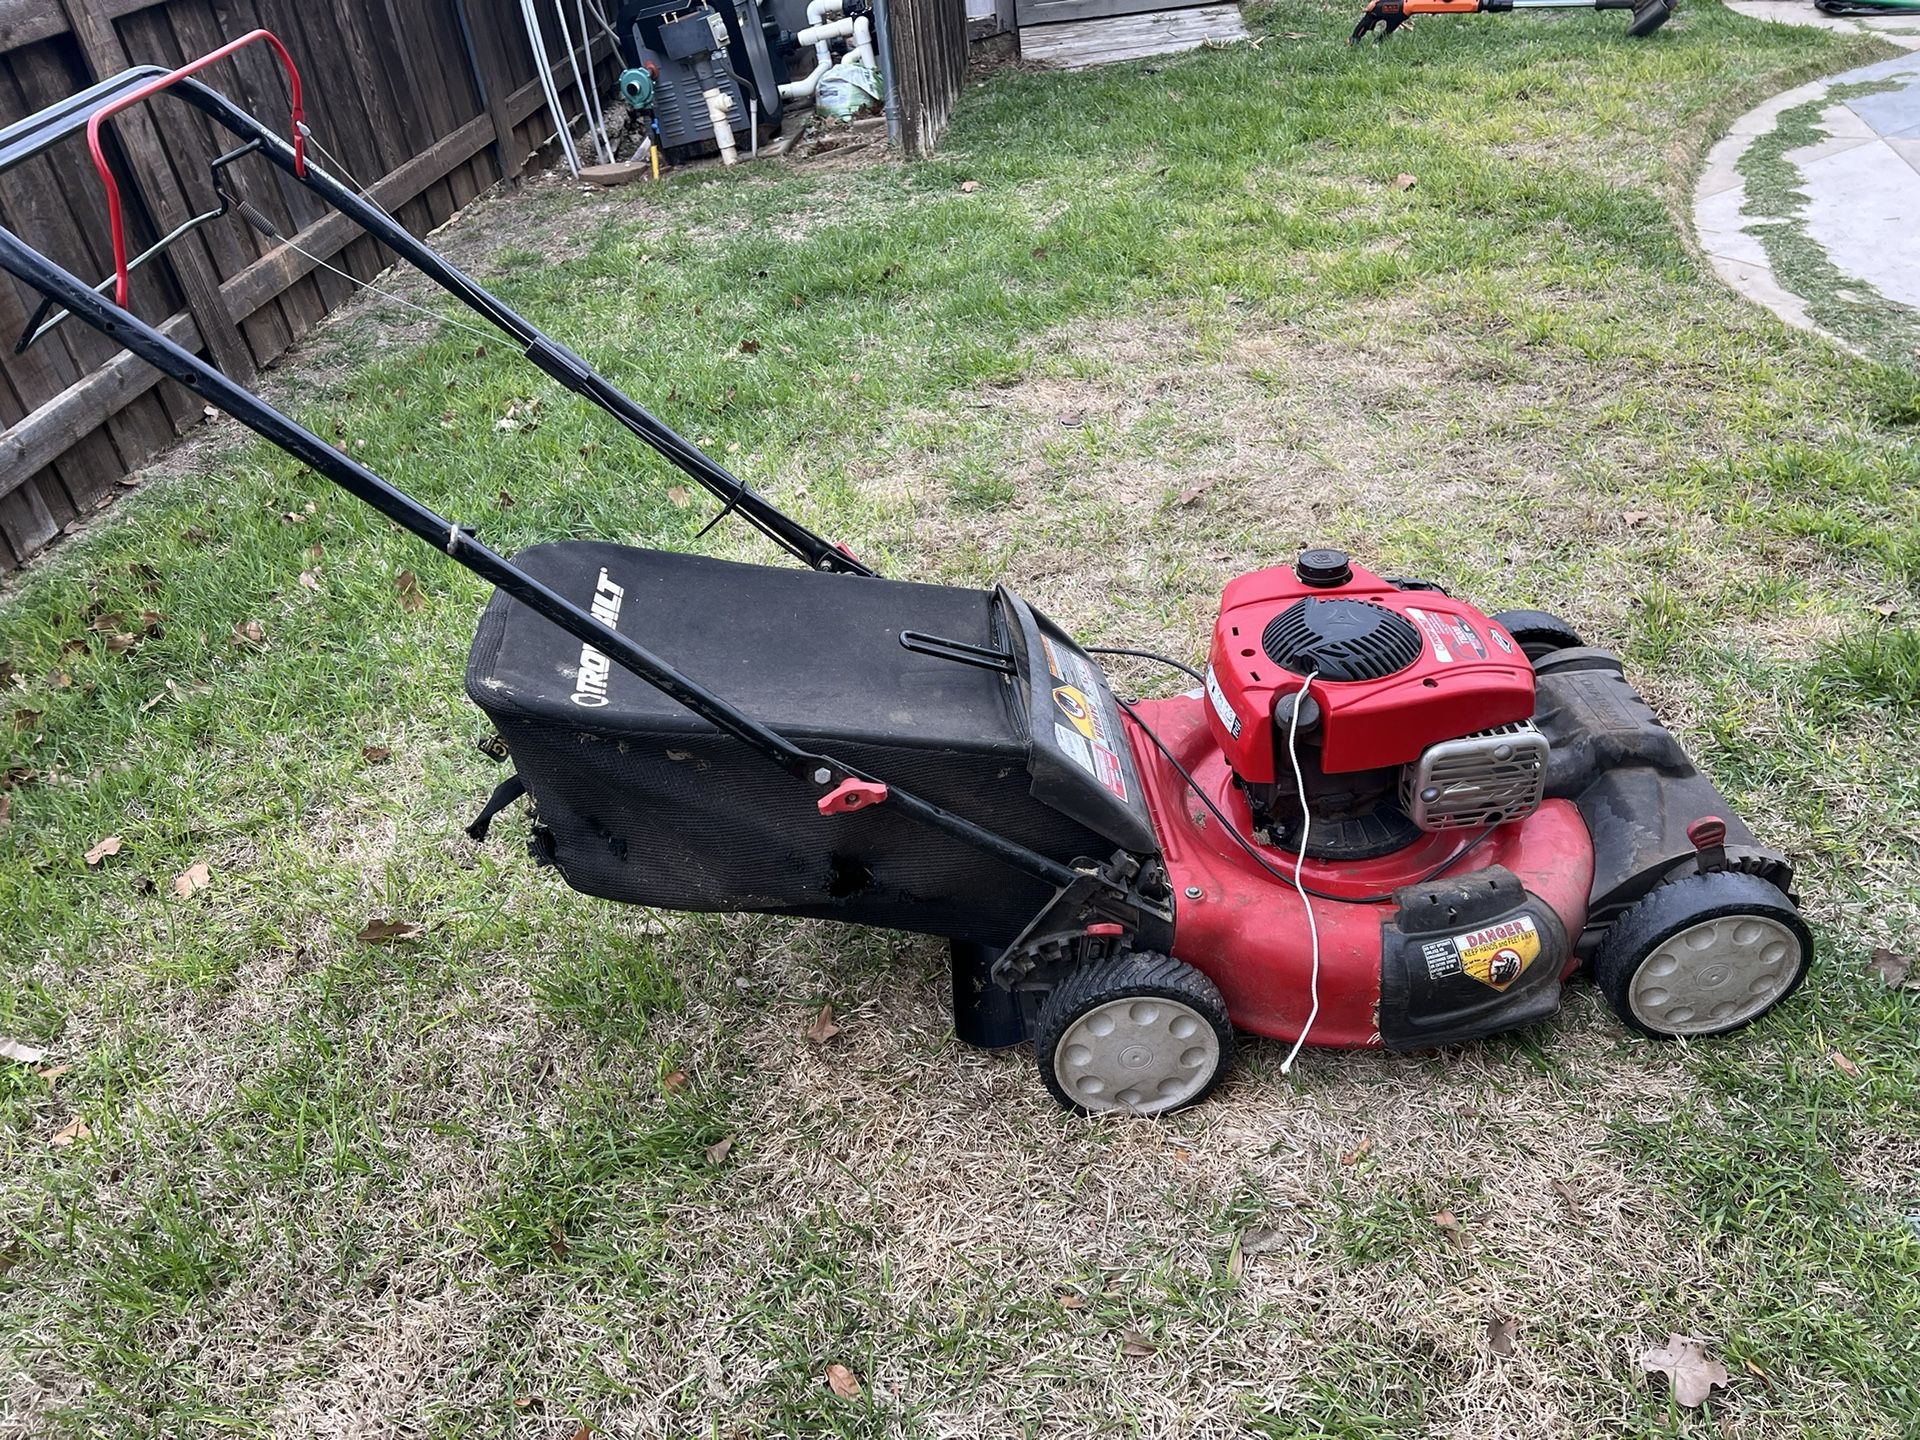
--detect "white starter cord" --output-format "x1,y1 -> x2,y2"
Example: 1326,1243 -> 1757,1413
1279,669 -> 1321,1075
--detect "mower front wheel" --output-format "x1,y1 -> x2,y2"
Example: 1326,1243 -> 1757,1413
1034,953 -> 1234,1117
1592,871 -> 1812,1040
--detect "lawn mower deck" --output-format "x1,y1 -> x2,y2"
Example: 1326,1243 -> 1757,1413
0,40 -> 1813,1118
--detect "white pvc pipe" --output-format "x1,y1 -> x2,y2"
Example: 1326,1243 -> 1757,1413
844,16 -> 874,71
520,0 -> 581,177
705,87 -> 737,165
779,13 -> 857,102
796,16 -> 855,46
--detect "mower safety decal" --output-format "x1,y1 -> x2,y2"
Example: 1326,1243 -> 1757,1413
1053,685 -> 1096,740
1405,607 -> 1486,665
1049,653 -> 1131,802
1422,916 -> 1540,990
1204,665 -> 1242,739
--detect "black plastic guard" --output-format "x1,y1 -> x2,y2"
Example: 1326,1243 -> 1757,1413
1531,653 -> 1793,955
1379,866 -> 1571,1049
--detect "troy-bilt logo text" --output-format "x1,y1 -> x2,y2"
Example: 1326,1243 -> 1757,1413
569,568 -> 626,708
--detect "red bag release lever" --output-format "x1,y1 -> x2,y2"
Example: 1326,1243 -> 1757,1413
88,29 -> 307,308
817,778 -> 887,815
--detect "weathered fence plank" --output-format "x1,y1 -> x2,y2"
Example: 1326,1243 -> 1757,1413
0,0 -> 615,571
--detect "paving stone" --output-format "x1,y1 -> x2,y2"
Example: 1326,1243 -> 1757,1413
1799,139 -> 1920,308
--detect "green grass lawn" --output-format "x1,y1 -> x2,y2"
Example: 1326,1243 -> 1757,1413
6,2 -> 1920,1434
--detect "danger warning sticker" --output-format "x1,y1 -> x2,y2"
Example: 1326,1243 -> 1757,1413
1450,915 -> 1540,990
1042,652 -> 1130,802
1405,607 -> 1487,666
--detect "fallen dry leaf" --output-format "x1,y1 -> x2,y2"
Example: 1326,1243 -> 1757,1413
1227,1234 -> 1245,1281
171,862 -> 211,898
1869,948 -> 1919,989
229,619 -> 266,648
1430,1210 -> 1467,1251
0,1038 -> 48,1065
103,633 -> 136,654
825,1362 -> 861,1399
361,745 -> 391,765
0,794 -> 9,831
1239,1225 -> 1285,1256
1120,1329 -> 1157,1358
1640,1333 -> 1731,1408
83,835 -> 123,867
356,917 -> 423,944
50,1117 -> 89,1147
1829,1050 -> 1862,1079
1550,1176 -> 1586,1220
806,1004 -> 842,1045
1393,172 -> 1416,191
705,1136 -> 734,1166
1339,1137 -> 1373,1166
1487,1316 -> 1517,1357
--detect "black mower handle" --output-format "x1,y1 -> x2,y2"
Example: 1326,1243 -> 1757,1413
0,54 -> 1092,899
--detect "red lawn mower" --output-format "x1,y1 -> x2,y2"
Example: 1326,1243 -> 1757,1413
0,36 -> 1812,1116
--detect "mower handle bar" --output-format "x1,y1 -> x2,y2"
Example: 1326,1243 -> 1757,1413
86,29 -> 306,307
0,57 -> 1091,900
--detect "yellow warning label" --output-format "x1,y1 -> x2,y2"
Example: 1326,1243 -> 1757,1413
1454,916 -> 1540,991
1053,685 -> 1096,741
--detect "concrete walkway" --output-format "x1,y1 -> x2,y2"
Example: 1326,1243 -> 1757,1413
1697,6 -> 1920,359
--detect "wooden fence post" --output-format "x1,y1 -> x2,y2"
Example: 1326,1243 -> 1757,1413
53,0 -> 258,381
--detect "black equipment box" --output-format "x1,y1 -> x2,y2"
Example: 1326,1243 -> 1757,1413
466,544 -> 1156,946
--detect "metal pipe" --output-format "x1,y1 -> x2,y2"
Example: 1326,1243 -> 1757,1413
519,0 -> 581,176
552,0 -> 610,165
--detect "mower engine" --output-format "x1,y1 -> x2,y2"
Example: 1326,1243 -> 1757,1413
1205,548 -> 1546,857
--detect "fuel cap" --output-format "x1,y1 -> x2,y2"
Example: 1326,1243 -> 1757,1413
1295,548 -> 1352,588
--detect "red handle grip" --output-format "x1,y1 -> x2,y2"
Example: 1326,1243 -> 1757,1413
87,28 -> 306,308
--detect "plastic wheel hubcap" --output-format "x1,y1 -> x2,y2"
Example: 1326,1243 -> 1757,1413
1628,913 -> 1803,1035
1054,996 -> 1220,1115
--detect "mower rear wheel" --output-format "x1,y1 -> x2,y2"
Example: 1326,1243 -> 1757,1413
1034,953 -> 1234,1117
1593,871 -> 1811,1039
1489,609 -> 1586,662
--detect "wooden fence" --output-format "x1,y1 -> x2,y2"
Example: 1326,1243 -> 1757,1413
885,0 -> 967,158
0,0 -> 617,571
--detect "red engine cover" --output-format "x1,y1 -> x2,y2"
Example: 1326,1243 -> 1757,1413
1205,562 -> 1535,779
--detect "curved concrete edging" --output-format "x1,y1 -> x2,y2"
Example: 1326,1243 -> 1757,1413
1695,5 -> 1920,356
